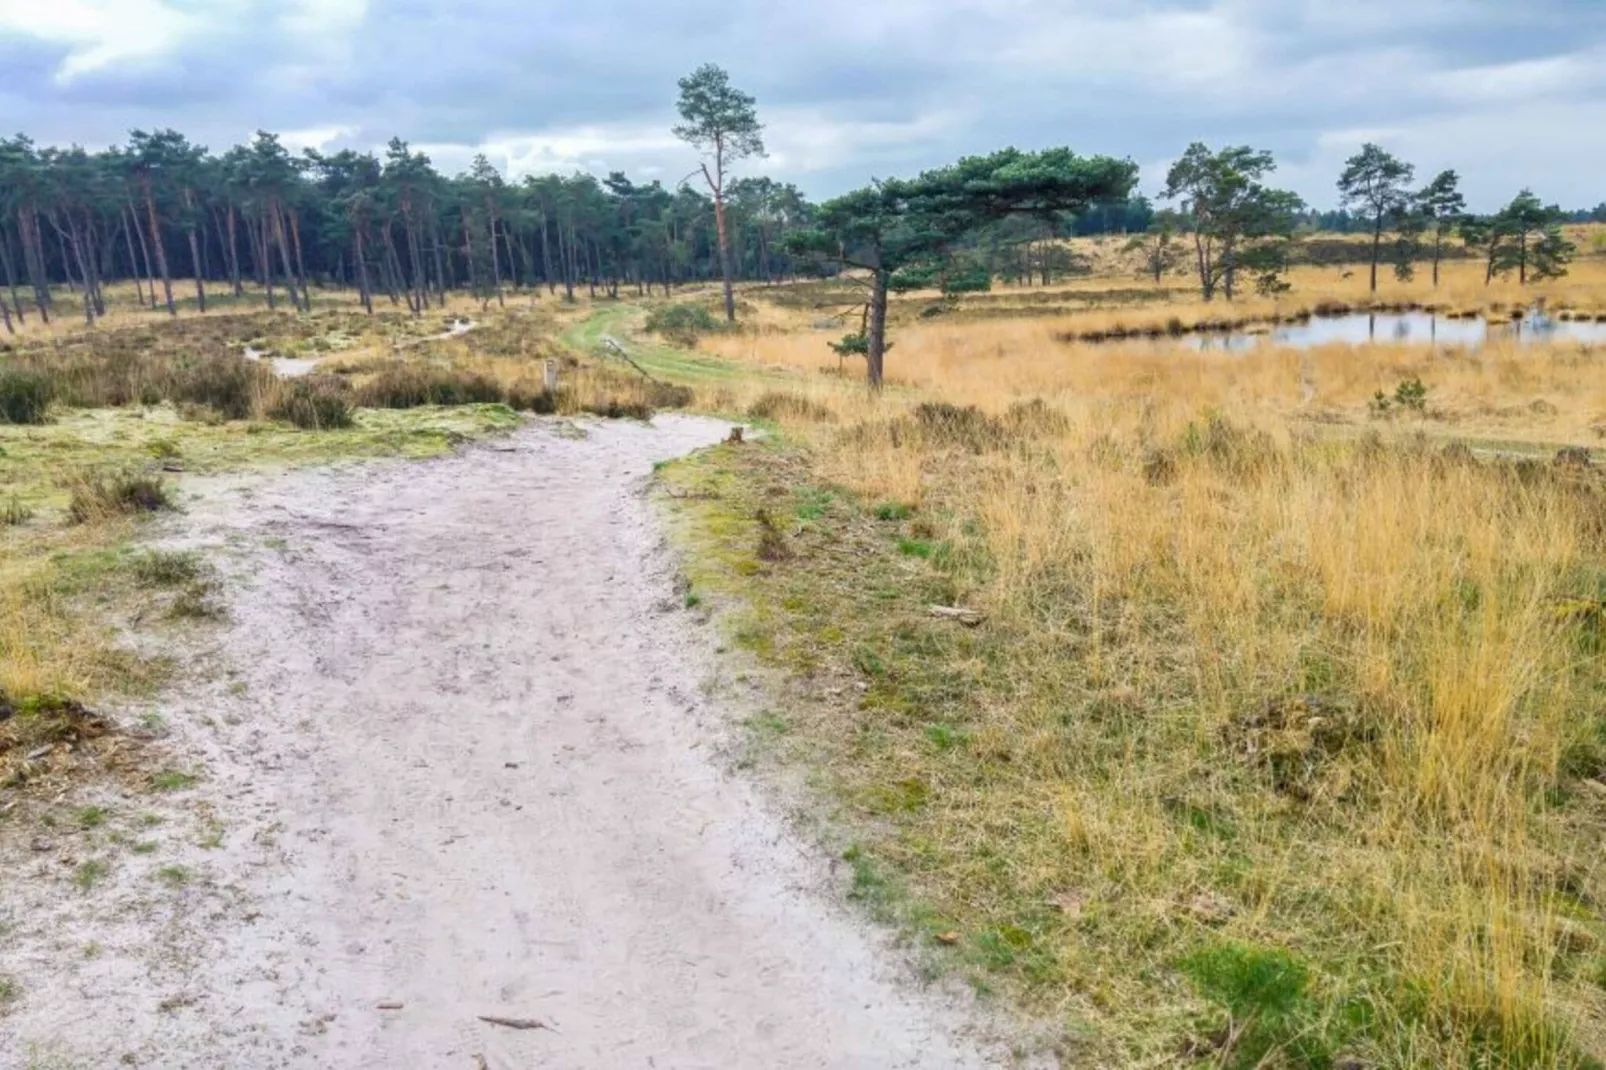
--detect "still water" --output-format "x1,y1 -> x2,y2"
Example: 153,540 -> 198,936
1184,311 -> 1606,352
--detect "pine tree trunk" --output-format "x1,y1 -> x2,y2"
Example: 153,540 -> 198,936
557,219 -> 574,303
381,226 -> 406,307
198,208 -> 212,283
1370,217 -> 1382,293
539,211 -> 555,295
84,217 -> 106,317
62,221 -> 95,324
224,204 -> 244,296
20,211 -> 52,322
56,226 -> 76,294
184,189 -> 206,313
354,229 -> 373,314
428,216 -> 448,308
289,209 -> 310,311
255,214 -> 276,310
460,205 -> 480,302
121,215 -> 145,307
486,203 -> 505,305
713,189 -> 736,322
1,224 -> 28,324
125,202 -> 157,308
271,202 -> 301,311
142,178 -> 176,315
866,268 -> 889,391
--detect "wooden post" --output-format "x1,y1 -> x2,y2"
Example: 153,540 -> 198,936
543,359 -> 558,393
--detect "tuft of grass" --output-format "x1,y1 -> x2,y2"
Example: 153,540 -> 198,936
147,770 -> 197,792
1,494 -> 32,526
873,502 -> 913,521
270,379 -> 354,430
755,508 -> 789,562
0,369 -> 53,424
66,473 -> 172,524
355,366 -> 504,409
156,865 -> 190,887
645,302 -> 727,345
748,391 -> 834,424
167,581 -> 224,621
896,538 -> 934,558
75,806 -> 109,830
71,858 -> 108,891
130,550 -> 204,587
1180,942 -> 1329,1070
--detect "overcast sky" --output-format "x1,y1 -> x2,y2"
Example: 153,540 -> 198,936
2,0 -> 1604,211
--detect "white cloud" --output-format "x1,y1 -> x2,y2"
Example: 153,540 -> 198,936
459,123 -> 685,179
1424,48 -> 1606,105
0,0 -> 368,81
0,0 -> 202,79
764,108 -> 974,173
278,125 -> 358,153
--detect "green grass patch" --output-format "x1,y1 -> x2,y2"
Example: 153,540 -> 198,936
147,770 -> 198,792
71,858 -> 109,891
75,805 -> 109,830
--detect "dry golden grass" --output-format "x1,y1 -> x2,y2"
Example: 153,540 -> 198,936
703,309 -> 1606,453
664,275 -> 1606,1065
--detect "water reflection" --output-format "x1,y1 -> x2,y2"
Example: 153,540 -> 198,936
1183,311 -> 1606,352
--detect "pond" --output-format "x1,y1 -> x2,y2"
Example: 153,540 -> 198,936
1183,311 -> 1606,352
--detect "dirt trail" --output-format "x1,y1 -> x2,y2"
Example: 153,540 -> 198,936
3,416 -> 1018,1069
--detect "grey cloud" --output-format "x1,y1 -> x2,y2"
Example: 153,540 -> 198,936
0,0 -> 1603,208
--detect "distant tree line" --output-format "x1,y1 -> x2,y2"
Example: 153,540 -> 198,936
0,128 -> 828,331
1111,141 -> 1587,301
0,59 -> 1596,339
0,117 -> 1153,334
1301,202 -> 1606,233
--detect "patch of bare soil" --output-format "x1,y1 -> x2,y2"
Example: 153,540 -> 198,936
1,416 -> 1029,1069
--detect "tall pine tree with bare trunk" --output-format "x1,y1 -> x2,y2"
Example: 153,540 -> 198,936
1336,143 -> 1414,294
674,64 -> 764,323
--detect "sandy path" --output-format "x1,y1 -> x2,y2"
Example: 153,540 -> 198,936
3,416 -> 1013,1069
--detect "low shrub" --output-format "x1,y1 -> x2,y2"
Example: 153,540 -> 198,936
647,382 -> 695,409
0,369 -> 53,424
748,391 -> 834,423
356,366 -> 503,409
583,398 -> 653,421
912,402 -> 1002,452
645,302 -> 723,340
2,494 -> 32,526
175,357 -> 269,419
271,379 -> 355,429
130,550 -> 204,586
67,473 -> 173,524
505,387 -> 558,414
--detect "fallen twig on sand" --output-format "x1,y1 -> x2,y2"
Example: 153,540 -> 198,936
477,1014 -> 555,1032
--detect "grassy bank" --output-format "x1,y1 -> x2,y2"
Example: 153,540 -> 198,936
649,290 -> 1606,1066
